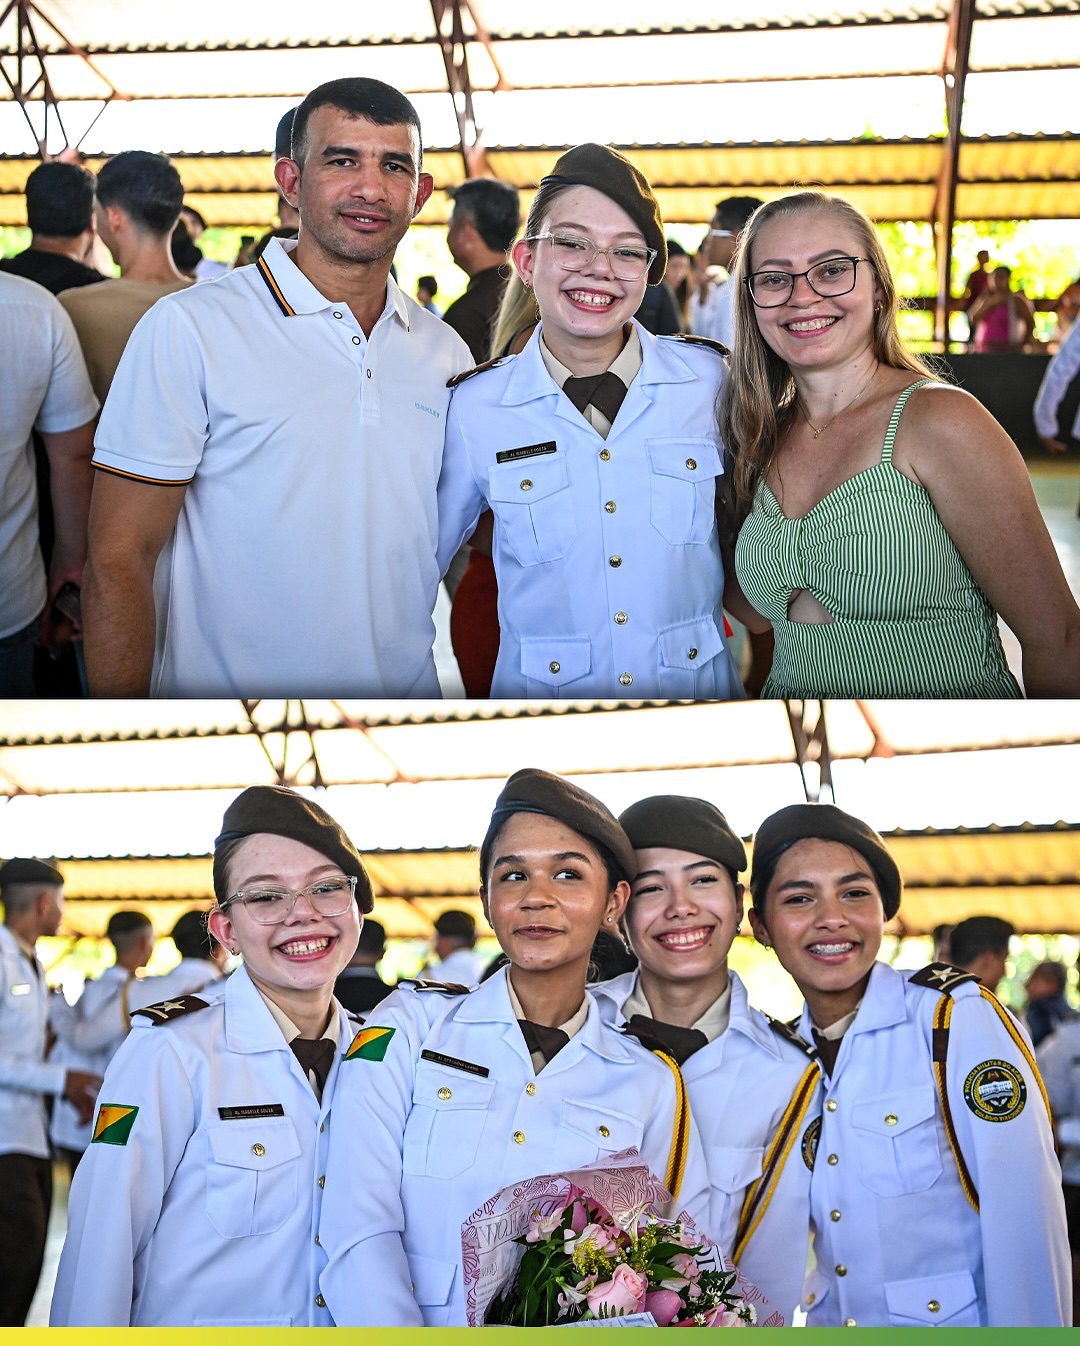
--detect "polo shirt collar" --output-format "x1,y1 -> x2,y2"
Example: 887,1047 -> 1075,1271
256,235 -> 408,330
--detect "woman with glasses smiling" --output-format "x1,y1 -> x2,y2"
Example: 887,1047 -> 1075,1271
718,189 -> 1080,697
437,143 -> 759,701
51,786 -> 368,1326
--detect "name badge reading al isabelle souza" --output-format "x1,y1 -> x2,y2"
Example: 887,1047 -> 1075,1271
496,441 -> 557,464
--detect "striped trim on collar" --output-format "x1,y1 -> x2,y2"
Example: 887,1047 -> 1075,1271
257,254 -> 295,316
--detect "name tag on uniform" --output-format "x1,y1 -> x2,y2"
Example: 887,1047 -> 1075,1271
420,1049 -> 489,1078
10,983 -> 31,997
496,441 -> 556,464
218,1104 -> 286,1120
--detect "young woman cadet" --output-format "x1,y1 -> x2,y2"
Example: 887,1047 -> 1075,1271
319,768 -> 712,1326
590,795 -> 818,1321
719,189 -> 1080,698
436,144 -> 758,701
50,785 -> 370,1326
747,802 -> 1070,1328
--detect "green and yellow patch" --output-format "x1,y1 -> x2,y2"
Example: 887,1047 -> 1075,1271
92,1103 -> 139,1146
344,1026 -> 396,1062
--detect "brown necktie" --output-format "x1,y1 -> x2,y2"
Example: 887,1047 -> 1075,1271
812,1029 -> 842,1077
562,371 -> 627,424
518,1019 -> 570,1065
624,1014 -> 708,1066
291,1037 -> 336,1098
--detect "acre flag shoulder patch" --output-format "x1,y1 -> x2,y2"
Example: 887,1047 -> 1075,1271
344,1026 -> 396,1062
92,1103 -> 139,1146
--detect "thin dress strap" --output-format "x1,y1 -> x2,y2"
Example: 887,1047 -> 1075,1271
881,378 -> 935,464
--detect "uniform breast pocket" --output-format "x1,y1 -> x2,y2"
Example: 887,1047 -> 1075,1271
560,1098 -> 644,1160
204,1117 -> 301,1238
706,1145 -> 764,1250
646,438 -> 722,546
884,1270 -> 980,1327
850,1085 -> 942,1197
488,454 -> 576,566
402,1065 -> 495,1180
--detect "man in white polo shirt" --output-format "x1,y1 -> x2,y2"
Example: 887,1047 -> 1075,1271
82,77 -> 471,697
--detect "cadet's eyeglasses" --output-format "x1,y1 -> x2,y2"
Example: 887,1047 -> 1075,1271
220,874 -> 357,924
527,232 -> 656,282
744,255 -> 871,308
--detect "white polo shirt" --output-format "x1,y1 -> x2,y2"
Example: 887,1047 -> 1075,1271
0,274 -> 98,639
94,237 -> 471,697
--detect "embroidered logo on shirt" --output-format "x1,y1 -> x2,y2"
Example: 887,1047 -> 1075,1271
963,1059 -> 1027,1122
420,1049 -> 490,1078
495,441 -> 557,464
801,1116 -> 821,1170
218,1104 -> 286,1120
92,1103 -> 139,1146
344,1025 -> 396,1061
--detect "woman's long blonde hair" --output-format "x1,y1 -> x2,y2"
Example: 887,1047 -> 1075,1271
717,190 -> 938,517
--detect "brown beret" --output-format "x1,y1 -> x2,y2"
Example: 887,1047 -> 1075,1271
214,786 -> 373,913
0,857 -> 64,889
619,795 -> 747,879
540,143 -> 667,285
750,803 -> 901,920
480,768 -> 637,886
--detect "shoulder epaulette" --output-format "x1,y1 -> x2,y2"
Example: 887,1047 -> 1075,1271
765,1014 -> 817,1059
132,995 -> 210,1024
447,355 -> 512,388
399,978 -> 471,995
908,962 -> 978,994
671,333 -> 730,358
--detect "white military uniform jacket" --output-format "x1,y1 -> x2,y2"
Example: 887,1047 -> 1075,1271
126,957 -> 225,1012
50,964 -> 352,1326
796,960 -> 1070,1328
0,923 -> 64,1159
48,964 -> 131,1152
319,966 -> 712,1326
591,969 -> 816,1320
1036,1015 -> 1080,1184
436,321 -> 743,700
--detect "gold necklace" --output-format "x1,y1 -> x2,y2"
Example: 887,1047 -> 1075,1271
799,364 -> 879,439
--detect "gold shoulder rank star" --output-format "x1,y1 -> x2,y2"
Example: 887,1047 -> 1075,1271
132,995 -> 210,1024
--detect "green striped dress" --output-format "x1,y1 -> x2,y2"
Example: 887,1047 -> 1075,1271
734,380 -> 1022,698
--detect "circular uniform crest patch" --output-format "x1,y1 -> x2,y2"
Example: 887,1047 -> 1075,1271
801,1116 -> 821,1170
963,1059 -> 1027,1122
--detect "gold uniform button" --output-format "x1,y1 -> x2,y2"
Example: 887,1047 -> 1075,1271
525,1082 -> 537,1096
614,611 -> 627,624
827,1153 -> 839,1165
605,500 -> 616,513
315,1234 -> 322,1246
804,1294 -> 816,1306
885,1114 -> 898,1126
830,1209 -> 841,1222
687,647 -> 697,660
826,1099 -> 838,1112
437,1087 -> 452,1101
520,478 -> 533,491
318,1175 -> 326,1188
835,1264 -> 847,1277
513,1130 -> 526,1144
320,1122 -> 326,1132
609,555 -> 622,568
316,1294 -> 326,1308
844,1318 -> 856,1328
599,448 -> 611,461
549,661 -> 560,674
251,1143 -> 266,1157
928,1301 -> 940,1314
686,457 -> 697,470
598,1125 -> 610,1138
619,672 -> 633,686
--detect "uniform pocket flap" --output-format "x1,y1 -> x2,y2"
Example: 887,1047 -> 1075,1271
560,1098 -> 644,1152
705,1144 -> 764,1193
207,1117 -> 301,1170
851,1085 -> 936,1137
659,615 -> 724,670
520,636 -> 591,688
488,453 -> 569,503
801,1266 -> 831,1312
411,1064 -> 495,1111
884,1270 -> 978,1325
646,437 -> 722,482
409,1253 -> 457,1307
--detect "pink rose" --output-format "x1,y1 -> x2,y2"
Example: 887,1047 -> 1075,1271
644,1288 -> 686,1326
670,1252 -> 701,1281
586,1263 -> 649,1318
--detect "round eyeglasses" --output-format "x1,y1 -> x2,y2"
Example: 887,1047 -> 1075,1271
220,874 -> 357,924
744,256 -> 871,308
527,232 -> 657,282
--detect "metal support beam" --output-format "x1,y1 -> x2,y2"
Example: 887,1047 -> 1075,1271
429,0 -> 507,179
932,0 -> 975,348
784,701 -> 835,804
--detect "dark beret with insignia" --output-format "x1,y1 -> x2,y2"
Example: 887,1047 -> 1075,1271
750,802 -> 902,920
214,785 -> 373,913
0,857 -> 64,890
618,795 -> 746,882
539,143 -> 667,285
479,767 -> 637,888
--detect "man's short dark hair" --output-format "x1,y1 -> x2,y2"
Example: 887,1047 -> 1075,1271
170,908 -> 215,960
714,195 -> 764,234
291,78 -> 423,168
96,151 -> 185,238
25,161 -> 96,237
949,915 -> 1015,966
448,178 -> 521,254
105,909 -> 153,953
356,917 -> 386,958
